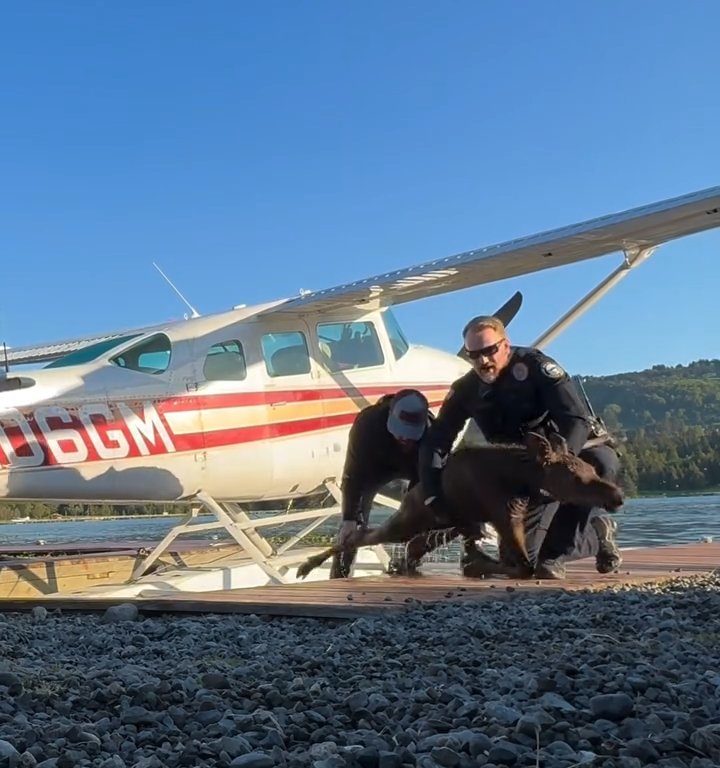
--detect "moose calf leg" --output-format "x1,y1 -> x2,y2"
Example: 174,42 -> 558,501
486,500 -> 533,578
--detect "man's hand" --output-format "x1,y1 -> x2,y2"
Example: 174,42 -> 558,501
336,520 -> 358,547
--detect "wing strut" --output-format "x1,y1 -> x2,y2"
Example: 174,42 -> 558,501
532,246 -> 657,349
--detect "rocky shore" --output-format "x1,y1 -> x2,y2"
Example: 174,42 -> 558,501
0,574 -> 719,767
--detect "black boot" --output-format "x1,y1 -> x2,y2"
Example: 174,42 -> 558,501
461,547 -> 502,578
533,558 -> 567,579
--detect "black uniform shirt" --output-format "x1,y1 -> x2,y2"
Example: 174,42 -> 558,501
419,347 -> 592,498
341,394 -> 429,521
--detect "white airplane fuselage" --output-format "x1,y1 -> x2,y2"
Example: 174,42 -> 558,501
0,304 -> 469,504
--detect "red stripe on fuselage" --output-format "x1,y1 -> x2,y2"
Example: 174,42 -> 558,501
0,383 -> 451,467
156,383 -> 450,413
172,399 -> 446,452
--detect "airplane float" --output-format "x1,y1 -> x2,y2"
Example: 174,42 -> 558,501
1,185 -> 719,590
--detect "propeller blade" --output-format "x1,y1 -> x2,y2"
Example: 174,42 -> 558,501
457,291 -> 523,358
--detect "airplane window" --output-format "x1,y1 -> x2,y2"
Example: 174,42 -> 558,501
45,334 -> 142,368
110,333 -> 172,375
203,340 -> 247,381
316,321 -> 385,372
261,331 -> 311,377
382,310 -> 409,360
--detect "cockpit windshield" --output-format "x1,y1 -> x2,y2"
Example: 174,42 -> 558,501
382,309 -> 410,360
45,334 -> 141,369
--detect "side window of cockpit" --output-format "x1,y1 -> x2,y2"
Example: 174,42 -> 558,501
110,334 -> 172,375
203,340 -> 247,381
261,331 -> 311,377
316,321 -> 385,372
382,310 -> 409,360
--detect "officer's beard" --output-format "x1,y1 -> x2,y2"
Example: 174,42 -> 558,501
477,364 -> 499,384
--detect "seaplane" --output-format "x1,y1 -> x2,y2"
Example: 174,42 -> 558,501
1,185 -> 719,597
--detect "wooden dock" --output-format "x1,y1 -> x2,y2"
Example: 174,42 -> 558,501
0,540 -> 240,599
0,541 -> 717,619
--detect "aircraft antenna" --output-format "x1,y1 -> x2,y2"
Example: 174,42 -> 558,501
152,262 -> 201,318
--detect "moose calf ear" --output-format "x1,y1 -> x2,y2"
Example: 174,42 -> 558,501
548,433 -> 568,454
525,431 -> 552,463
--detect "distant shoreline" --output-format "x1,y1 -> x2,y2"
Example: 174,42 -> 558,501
0,489 -> 718,525
636,488 -> 720,499
0,512 -> 190,525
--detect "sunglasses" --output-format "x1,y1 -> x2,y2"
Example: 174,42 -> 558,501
464,339 -> 505,360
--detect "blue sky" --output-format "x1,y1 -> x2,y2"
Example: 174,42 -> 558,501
1,1 -> 718,376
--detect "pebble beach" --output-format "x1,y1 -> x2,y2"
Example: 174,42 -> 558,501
1,574 -> 719,768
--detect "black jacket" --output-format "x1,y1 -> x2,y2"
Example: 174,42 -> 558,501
419,346 -> 593,499
340,394 -> 432,521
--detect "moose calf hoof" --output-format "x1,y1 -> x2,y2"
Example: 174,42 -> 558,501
515,562 -> 535,580
387,558 -> 421,577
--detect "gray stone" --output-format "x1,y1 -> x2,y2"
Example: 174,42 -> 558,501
309,743 -> 338,760
367,693 -> 390,712
545,741 -> 576,757
622,738 -> 660,762
201,672 -> 231,689
487,741 -> 521,765
0,672 -> 23,696
690,723 -> 720,756
615,758 -> 642,768
196,709 -> 223,726
539,692 -> 576,712
102,603 -> 139,623
0,740 -> 20,766
229,753 -> 274,768
590,693 -> 635,721
575,752 -> 597,765
430,747 -> 462,767
344,691 -> 368,712
357,747 -> 380,768
313,759 -> 344,768
468,733 -> 493,757
120,706 -> 156,725
484,703 -> 521,726
515,711 -> 555,737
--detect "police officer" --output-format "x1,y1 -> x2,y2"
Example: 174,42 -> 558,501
330,389 -> 433,579
419,315 -> 622,579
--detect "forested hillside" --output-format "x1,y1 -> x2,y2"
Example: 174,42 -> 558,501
583,358 -> 720,494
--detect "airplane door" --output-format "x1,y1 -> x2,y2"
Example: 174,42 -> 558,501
187,331 -> 274,501
254,319 -> 331,497
309,315 -> 393,480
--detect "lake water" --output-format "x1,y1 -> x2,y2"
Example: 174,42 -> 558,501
0,494 -> 718,550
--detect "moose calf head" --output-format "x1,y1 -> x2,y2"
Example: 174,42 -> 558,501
524,432 -> 624,512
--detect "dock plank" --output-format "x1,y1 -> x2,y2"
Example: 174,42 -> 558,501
0,542 -> 716,619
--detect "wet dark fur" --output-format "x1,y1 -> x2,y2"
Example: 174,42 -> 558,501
297,432 -> 623,580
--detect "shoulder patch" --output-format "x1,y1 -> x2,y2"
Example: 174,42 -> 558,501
541,361 -> 565,380
512,362 -> 529,381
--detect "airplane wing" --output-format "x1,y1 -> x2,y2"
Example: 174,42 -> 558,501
3,300 -> 289,368
3,325 -> 163,367
6,185 -> 720,365
260,185 -> 720,315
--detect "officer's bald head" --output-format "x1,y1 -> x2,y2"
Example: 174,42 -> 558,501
463,316 -> 511,384
462,316 -> 506,339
